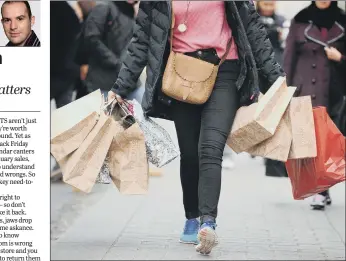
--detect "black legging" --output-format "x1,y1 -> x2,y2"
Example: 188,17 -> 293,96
170,60 -> 240,224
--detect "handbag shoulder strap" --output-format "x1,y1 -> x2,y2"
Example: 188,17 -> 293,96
219,38 -> 233,65
169,1 -> 233,66
169,1 -> 175,52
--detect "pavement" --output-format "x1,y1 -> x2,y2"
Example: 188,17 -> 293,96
50,118 -> 345,260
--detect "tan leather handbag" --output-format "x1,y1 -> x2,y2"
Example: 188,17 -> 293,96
162,4 -> 233,105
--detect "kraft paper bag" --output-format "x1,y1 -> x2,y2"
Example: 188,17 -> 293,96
60,112 -> 116,193
227,77 -> 295,153
287,96 -> 317,159
107,102 -> 149,195
246,88 -> 296,161
51,90 -> 102,161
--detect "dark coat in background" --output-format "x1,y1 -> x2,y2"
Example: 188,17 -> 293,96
83,2 -> 136,93
259,14 -> 286,66
50,1 -> 81,100
111,1 -> 285,120
283,3 -> 346,110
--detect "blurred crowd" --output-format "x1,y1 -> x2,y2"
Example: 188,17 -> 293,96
50,1 -> 346,211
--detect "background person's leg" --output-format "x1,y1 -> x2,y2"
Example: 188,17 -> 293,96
75,78 -> 89,100
55,86 -> 74,109
265,159 -> 288,177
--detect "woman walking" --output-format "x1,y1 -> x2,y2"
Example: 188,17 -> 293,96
256,0 -> 286,66
284,1 -> 346,210
109,1 -> 284,255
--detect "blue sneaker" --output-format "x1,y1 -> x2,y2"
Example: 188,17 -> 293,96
179,218 -> 200,245
196,222 -> 218,255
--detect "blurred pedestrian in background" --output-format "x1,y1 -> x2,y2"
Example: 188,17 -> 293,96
256,0 -> 286,66
50,1 -> 80,108
83,1 -> 139,99
74,0 -> 96,100
256,0 -> 289,178
284,0 -> 346,210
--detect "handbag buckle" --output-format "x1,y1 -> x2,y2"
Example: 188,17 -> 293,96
182,81 -> 193,100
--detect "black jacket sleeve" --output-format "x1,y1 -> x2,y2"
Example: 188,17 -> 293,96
111,2 -> 151,97
243,1 -> 285,88
84,4 -> 119,69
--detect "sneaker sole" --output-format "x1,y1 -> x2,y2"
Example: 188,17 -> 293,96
179,239 -> 198,245
196,227 -> 218,255
311,204 -> 325,210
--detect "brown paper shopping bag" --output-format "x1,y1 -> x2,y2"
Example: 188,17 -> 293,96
246,96 -> 293,162
107,102 -> 149,195
287,96 -> 317,159
60,112 -> 116,193
51,90 -> 102,162
245,87 -> 296,161
227,77 -> 294,153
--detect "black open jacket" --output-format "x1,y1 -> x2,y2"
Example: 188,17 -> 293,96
112,1 -> 285,120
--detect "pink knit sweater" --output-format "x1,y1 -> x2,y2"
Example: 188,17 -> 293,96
172,1 -> 238,60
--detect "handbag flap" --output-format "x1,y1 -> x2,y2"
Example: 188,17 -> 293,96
173,52 -> 216,82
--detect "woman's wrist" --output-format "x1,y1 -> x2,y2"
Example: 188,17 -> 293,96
111,82 -> 120,95
110,88 -> 118,95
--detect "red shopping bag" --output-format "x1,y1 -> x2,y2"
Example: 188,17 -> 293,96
285,106 -> 346,200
